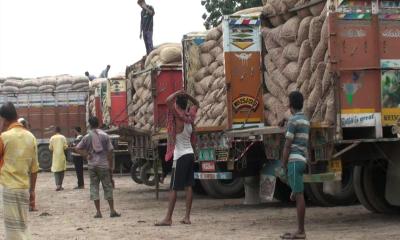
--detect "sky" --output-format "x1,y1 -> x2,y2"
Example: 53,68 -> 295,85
0,0 -> 206,78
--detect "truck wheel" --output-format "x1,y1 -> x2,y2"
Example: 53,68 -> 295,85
200,178 -> 244,198
130,160 -> 144,184
38,145 -> 52,170
353,166 -> 376,212
192,180 -> 206,195
361,160 -> 400,214
274,179 -> 291,203
140,161 -> 156,186
307,166 -> 358,206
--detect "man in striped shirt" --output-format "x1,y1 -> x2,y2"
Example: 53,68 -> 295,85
281,91 -> 310,240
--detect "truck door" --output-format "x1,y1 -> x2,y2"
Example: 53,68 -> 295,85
223,14 -> 264,129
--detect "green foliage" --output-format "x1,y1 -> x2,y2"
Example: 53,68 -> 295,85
201,0 -> 263,29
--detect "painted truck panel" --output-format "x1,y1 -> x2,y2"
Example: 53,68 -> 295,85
223,15 -> 263,128
109,79 -> 128,127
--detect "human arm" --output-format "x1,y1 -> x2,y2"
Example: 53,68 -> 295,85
142,4 -> 154,16
30,138 -> 39,195
166,90 -> 185,110
74,135 -> 90,159
49,137 -> 53,151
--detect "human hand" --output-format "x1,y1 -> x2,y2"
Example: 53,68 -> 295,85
139,33 -> 142,39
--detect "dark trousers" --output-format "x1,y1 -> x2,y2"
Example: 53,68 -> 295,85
73,155 -> 84,187
143,31 -> 153,55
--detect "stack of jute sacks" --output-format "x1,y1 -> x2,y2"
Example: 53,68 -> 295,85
0,75 -> 89,93
87,78 -> 107,123
261,0 -> 334,126
127,43 -> 182,131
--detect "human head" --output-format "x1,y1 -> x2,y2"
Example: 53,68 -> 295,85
55,126 -> 61,133
74,126 -> 82,134
89,116 -> 99,129
106,65 -> 110,70
289,91 -> 304,113
0,102 -> 18,125
176,95 -> 188,110
85,71 -> 90,77
137,0 -> 145,7
18,117 -> 28,128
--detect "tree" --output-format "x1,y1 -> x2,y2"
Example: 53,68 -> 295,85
201,0 -> 263,29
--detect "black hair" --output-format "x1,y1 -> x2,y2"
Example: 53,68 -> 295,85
55,126 -> 61,133
74,126 -> 82,133
89,116 -> 99,128
289,91 -> 304,111
107,65 -> 110,68
0,102 -> 18,121
176,95 -> 188,110
85,71 -> 89,76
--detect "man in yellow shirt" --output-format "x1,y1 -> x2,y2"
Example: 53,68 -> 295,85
0,102 -> 39,240
49,127 -> 68,191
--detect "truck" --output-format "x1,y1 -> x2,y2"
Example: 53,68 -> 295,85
0,90 -> 87,170
184,0 -> 400,213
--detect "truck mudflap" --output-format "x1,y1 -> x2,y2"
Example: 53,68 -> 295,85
194,172 -> 232,180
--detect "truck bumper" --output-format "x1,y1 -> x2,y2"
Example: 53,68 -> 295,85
194,172 -> 233,180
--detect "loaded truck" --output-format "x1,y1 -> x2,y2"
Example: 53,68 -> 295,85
183,0 -> 400,213
0,90 -> 87,170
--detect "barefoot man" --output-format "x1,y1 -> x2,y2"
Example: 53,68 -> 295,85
156,90 -> 199,226
281,91 -> 310,240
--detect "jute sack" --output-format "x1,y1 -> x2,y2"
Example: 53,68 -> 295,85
1,86 -> 19,92
21,86 -> 39,93
208,62 -> 220,75
283,43 -> 300,62
195,67 -> 209,82
272,69 -> 290,90
206,28 -> 222,41
310,1 -> 326,16
72,82 -> 89,90
199,75 -> 214,92
56,83 -> 72,91
296,16 -> 312,46
210,46 -> 223,59
262,28 -> 280,51
322,64 -> 333,95
22,79 -> 40,87
213,66 -> 225,78
265,110 -> 279,126
271,26 -> 289,47
3,79 -> 22,87
72,77 -> 88,85
308,62 -> 326,93
297,58 -> 311,88
216,53 -> 224,65
311,41 -> 327,71
194,84 -> 206,95
282,62 -> 300,82
200,53 -> 215,67
324,88 -> 335,124
280,16 -> 300,42
298,40 -> 312,66
265,54 -> 277,75
309,16 -> 324,50
143,74 -> 152,89
200,40 -> 217,53
320,17 -> 329,47
262,3 -> 277,17
264,93 -> 287,123
39,85 -> 56,92
159,46 -> 181,63
287,82 -> 298,94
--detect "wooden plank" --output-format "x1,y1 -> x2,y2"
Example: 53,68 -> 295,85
225,126 -> 285,138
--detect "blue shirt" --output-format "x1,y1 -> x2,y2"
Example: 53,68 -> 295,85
285,112 -> 310,163
141,5 -> 154,32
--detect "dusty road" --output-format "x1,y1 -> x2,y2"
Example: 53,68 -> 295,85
1,171 -> 400,240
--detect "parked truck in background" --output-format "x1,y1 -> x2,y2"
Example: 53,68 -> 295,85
0,90 -> 87,170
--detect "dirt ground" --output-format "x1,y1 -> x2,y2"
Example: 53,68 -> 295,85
1,171 -> 400,240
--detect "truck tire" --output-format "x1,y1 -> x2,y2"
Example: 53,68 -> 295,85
192,180 -> 206,195
353,166 -> 376,212
361,160 -> 400,214
200,178 -> 244,199
38,145 -> 52,170
274,179 -> 291,203
140,161 -> 156,186
306,166 -> 358,206
130,160 -> 144,184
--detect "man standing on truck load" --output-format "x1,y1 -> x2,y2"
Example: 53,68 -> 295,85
49,127 -> 68,191
0,102 -> 39,240
138,0 -> 154,55
280,91 -> 309,240
71,127 -> 85,189
18,117 -> 38,212
99,65 -> 111,78
74,116 -> 120,218
155,90 -> 199,226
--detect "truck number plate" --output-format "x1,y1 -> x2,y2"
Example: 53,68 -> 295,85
198,148 -> 215,161
330,159 -> 342,173
201,162 -> 215,172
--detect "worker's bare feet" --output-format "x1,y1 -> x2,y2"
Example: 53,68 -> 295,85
110,211 -> 121,218
180,218 -> 191,225
154,219 -> 172,226
94,212 -> 103,218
